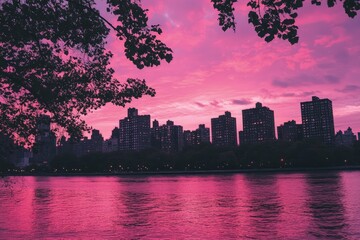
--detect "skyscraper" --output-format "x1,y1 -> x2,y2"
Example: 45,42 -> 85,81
242,103 -> 275,144
301,96 -> 335,144
119,108 -> 151,151
211,111 -> 237,147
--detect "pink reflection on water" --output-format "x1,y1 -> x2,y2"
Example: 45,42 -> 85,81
1,172 -> 360,239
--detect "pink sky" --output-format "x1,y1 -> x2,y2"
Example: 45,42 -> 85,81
85,0 -> 360,140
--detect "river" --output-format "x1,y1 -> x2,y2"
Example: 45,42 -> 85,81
1,171 -> 360,239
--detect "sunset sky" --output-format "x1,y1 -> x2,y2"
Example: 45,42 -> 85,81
85,0 -> 360,140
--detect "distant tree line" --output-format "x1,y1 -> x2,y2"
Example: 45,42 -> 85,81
2,140 -> 360,174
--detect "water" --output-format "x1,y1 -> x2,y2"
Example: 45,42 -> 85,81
1,171 -> 360,239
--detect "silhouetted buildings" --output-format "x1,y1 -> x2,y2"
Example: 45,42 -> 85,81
277,120 -> 303,142
301,96 -> 335,144
0,132 -> 31,168
151,120 -> 162,149
211,111 -> 237,147
335,127 -> 356,146
32,115 -> 56,165
159,120 -> 184,152
58,129 -> 104,157
183,124 -> 210,146
103,127 -> 120,153
183,130 -> 193,147
119,108 -> 151,151
151,119 -> 184,152
241,103 -> 275,144
90,129 -> 104,152
36,98 -> 359,164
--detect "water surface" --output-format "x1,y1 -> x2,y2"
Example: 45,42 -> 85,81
1,171 -> 360,239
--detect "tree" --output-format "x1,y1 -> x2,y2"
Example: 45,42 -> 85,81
1,0 -> 358,146
212,0 -> 359,44
0,0 -> 173,146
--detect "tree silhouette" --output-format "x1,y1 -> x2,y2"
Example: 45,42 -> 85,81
0,0 -> 172,145
212,0 -> 359,44
1,0 -> 358,146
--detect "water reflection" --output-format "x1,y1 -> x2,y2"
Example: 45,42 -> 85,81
305,172 -> 348,239
212,175 -> 243,239
244,174 -> 283,239
32,177 -> 53,235
0,172 -> 360,239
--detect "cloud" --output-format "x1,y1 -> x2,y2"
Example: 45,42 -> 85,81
324,75 -> 340,83
272,74 -> 340,88
279,91 -> 318,98
338,85 -> 360,93
314,28 -> 350,47
286,45 -> 316,70
194,102 -> 206,107
210,100 -> 220,107
299,91 -> 318,97
232,99 -> 252,105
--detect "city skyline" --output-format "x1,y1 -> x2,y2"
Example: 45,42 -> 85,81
81,96 -> 358,142
83,0 -> 360,139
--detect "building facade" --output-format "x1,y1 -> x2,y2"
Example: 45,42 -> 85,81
277,120 -> 303,142
151,120 -> 162,149
119,108 -> 151,151
159,120 -> 184,152
183,124 -> 210,147
241,103 -> 275,144
211,111 -> 237,147
301,96 -> 335,144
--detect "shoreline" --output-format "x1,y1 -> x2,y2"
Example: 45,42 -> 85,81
3,165 -> 360,177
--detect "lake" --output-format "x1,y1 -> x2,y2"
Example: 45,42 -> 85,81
1,171 -> 360,239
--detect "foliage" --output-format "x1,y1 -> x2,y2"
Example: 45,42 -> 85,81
0,0 -> 172,146
211,0 -> 359,44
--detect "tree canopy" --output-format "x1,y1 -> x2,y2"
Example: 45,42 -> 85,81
0,0 -> 358,146
213,0 -> 359,44
0,0 -> 172,145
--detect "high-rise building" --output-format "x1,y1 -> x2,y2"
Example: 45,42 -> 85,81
90,129 -> 103,152
239,131 -> 244,145
32,115 -> 56,164
277,120 -> 303,142
242,103 -> 275,144
159,120 -> 184,152
183,124 -> 210,147
151,119 -> 162,149
194,124 -> 210,145
183,130 -> 193,147
211,111 -> 237,147
119,108 -> 151,151
301,96 -> 335,144
103,138 -> 119,153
